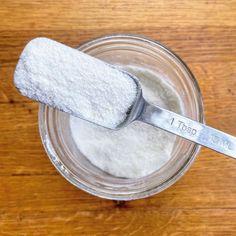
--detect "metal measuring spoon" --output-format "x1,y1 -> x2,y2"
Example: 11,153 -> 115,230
14,37 -> 236,159
116,71 -> 236,159
15,65 -> 236,159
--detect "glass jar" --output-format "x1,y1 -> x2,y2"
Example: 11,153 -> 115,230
39,34 -> 204,200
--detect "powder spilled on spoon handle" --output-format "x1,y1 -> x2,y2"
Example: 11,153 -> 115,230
14,37 -> 137,128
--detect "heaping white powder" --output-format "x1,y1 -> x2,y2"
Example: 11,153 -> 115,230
70,66 -> 183,179
14,37 -> 137,128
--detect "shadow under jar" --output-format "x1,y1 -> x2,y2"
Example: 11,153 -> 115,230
39,34 -> 204,200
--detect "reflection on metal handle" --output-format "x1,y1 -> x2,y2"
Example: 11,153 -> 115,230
138,102 -> 236,159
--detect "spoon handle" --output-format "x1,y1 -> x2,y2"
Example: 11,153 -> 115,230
138,102 -> 236,159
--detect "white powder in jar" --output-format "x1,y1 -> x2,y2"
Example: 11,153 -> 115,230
70,66 -> 183,179
13,37 -> 183,179
14,37 -> 137,128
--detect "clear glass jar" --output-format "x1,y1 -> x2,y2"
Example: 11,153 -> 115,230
39,34 -> 204,200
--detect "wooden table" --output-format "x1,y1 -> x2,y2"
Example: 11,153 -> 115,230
1,1 -> 236,235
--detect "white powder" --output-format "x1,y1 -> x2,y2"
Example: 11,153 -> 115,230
14,37 -> 183,179
14,37 -> 137,128
70,66 -> 183,179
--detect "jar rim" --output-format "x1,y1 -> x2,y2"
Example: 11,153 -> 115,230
38,34 -> 204,200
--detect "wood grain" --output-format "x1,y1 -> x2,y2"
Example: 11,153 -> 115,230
0,0 -> 236,235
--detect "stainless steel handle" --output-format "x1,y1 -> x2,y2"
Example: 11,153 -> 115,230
138,102 -> 236,159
